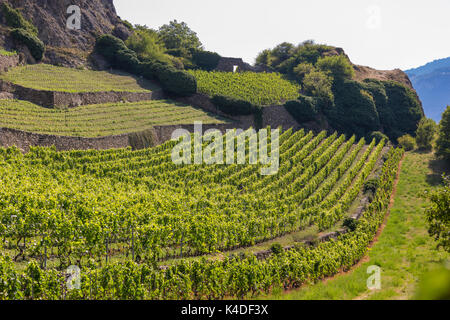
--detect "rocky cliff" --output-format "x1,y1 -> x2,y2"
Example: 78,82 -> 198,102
0,0 -> 131,66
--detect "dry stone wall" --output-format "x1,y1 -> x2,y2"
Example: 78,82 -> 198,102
0,80 -> 165,108
0,54 -> 20,73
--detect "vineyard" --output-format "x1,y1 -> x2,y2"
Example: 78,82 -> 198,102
0,128 -> 403,299
0,64 -> 159,93
188,70 -> 301,106
0,99 -> 225,137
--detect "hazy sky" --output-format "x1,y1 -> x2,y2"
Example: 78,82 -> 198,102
114,0 -> 450,70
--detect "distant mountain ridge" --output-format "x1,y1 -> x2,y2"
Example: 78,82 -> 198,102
405,57 -> 450,122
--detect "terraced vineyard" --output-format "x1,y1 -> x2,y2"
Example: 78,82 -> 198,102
0,128 -> 403,299
0,64 -> 159,93
188,70 -> 301,105
0,99 -> 225,137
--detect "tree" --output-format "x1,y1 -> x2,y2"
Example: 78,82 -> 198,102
415,118 -> 437,150
397,134 -> 416,151
425,176 -> 450,252
158,20 -> 202,52
293,62 -> 314,82
126,25 -> 170,63
302,70 -> 334,102
436,106 -> 450,162
316,55 -> 355,81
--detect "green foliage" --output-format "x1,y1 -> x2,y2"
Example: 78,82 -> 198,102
10,28 -> 44,61
369,131 -> 389,143
343,218 -> 359,232
415,265 -> 450,300
425,176 -> 450,252
270,243 -> 284,255
436,106 -> 450,162
284,95 -> 319,123
126,26 -> 172,65
327,80 -> 380,137
211,95 -> 259,116
1,3 -> 37,34
157,64 -> 197,96
293,62 -> 314,82
189,70 -> 300,106
95,34 -> 140,71
158,20 -> 202,52
364,178 -> 379,194
95,35 -> 196,96
397,134 -> 416,151
383,81 -> 424,138
316,55 -> 355,81
415,118 -> 437,150
191,49 -> 221,71
303,70 -> 334,102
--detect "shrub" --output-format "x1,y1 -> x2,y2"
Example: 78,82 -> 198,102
125,27 -> 171,64
327,80 -> 380,137
270,243 -> 284,255
1,3 -> 37,35
343,218 -> 359,232
284,95 -> 319,123
293,62 -> 314,82
436,106 -> 450,162
95,34 -> 197,96
191,49 -> 221,71
10,28 -> 44,61
397,134 -> 416,151
383,81 -> 424,138
425,176 -> 450,252
157,65 -> 197,96
416,118 -> 438,150
364,178 -> 379,194
302,70 -> 334,102
211,95 -> 258,116
316,55 -> 355,81
369,131 -> 389,143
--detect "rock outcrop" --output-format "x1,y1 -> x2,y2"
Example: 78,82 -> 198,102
0,0 -> 131,66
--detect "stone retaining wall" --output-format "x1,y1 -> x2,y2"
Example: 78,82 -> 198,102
0,80 -> 165,108
0,55 -> 20,73
0,123 -> 240,152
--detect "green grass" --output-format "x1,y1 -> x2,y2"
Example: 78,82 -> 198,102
0,99 -> 226,137
188,70 -> 300,106
0,64 -> 159,93
263,151 -> 449,300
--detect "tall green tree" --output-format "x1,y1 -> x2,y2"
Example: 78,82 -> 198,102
415,118 -> 438,150
436,106 -> 450,161
158,20 -> 202,52
426,176 -> 450,252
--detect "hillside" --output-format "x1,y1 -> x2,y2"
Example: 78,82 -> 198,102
405,57 -> 450,122
0,0 -> 130,66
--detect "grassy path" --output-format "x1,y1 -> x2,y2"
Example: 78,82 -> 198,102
266,151 -> 449,300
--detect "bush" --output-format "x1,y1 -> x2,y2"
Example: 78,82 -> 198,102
10,28 -> 44,61
397,134 -> 416,151
95,34 -> 197,96
316,55 -> 355,81
369,131 -> 389,143
302,70 -> 334,102
327,80 -> 380,137
157,65 -> 197,96
416,118 -> 438,150
364,178 -> 379,194
270,243 -> 284,255
191,49 -> 221,71
1,3 -> 37,35
125,27 -> 171,65
383,81 -> 424,138
293,62 -> 314,82
343,218 -> 359,232
436,106 -> 450,162
284,95 -> 319,123
425,176 -> 450,252
211,95 -> 259,116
